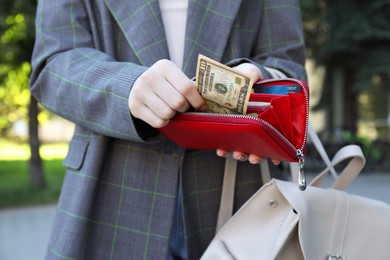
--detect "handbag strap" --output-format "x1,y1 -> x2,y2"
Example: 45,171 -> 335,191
292,124 -> 366,189
216,123 -> 366,232
216,155 -> 237,232
308,123 -> 339,179
216,156 -> 271,232
309,144 -> 366,190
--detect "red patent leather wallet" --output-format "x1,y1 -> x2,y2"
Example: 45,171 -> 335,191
159,78 -> 310,162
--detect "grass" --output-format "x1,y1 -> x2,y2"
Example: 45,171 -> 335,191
0,141 -> 68,209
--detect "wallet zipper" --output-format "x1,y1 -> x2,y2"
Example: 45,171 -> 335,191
194,78 -> 309,157
256,78 -> 309,190
189,78 -> 309,190
184,112 -> 307,190
182,112 -> 301,158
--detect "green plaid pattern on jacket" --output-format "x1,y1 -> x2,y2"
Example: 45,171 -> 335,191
29,0 -> 306,259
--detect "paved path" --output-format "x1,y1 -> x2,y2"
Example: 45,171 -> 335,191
335,172 -> 390,203
0,204 -> 56,260
306,171 -> 390,204
0,172 -> 389,260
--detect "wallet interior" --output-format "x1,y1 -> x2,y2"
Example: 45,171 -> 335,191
248,81 -> 307,148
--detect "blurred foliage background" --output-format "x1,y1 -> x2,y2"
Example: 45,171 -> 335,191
1,0 -> 390,208
0,0 -> 36,138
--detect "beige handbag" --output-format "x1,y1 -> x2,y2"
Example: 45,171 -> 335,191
202,125 -> 390,260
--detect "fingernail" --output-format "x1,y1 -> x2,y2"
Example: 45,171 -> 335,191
250,158 -> 262,164
272,160 -> 280,165
216,150 -> 226,157
234,154 -> 243,160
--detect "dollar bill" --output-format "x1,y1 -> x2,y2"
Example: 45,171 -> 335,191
195,54 -> 254,114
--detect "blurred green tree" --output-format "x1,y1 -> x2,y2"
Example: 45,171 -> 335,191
302,0 -> 390,136
0,0 -> 46,188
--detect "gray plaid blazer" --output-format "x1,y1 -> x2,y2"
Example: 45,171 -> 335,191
30,0 -> 306,259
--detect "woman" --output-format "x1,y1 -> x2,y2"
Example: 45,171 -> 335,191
29,0 -> 306,259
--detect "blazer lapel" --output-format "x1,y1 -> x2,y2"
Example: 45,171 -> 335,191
182,0 -> 243,76
104,0 -> 242,75
104,0 -> 169,66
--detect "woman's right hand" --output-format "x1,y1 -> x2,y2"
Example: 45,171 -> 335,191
128,59 -> 206,128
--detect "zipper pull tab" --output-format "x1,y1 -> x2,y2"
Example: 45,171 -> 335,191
297,150 -> 306,191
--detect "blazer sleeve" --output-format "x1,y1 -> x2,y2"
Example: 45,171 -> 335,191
29,1 -> 152,142
229,0 -> 307,81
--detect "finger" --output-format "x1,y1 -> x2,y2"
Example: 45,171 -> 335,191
144,91 -> 176,120
248,154 -> 263,164
162,62 -> 205,111
233,63 -> 262,82
176,80 -> 205,112
130,78 -> 177,121
154,81 -> 191,113
216,149 -> 228,157
272,159 -> 281,165
129,83 -> 175,128
148,75 -> 190,113
233,151 -> 248,161
131,103 -> 169,128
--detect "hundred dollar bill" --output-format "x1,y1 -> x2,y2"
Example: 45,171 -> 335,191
195,54 -> 254,114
